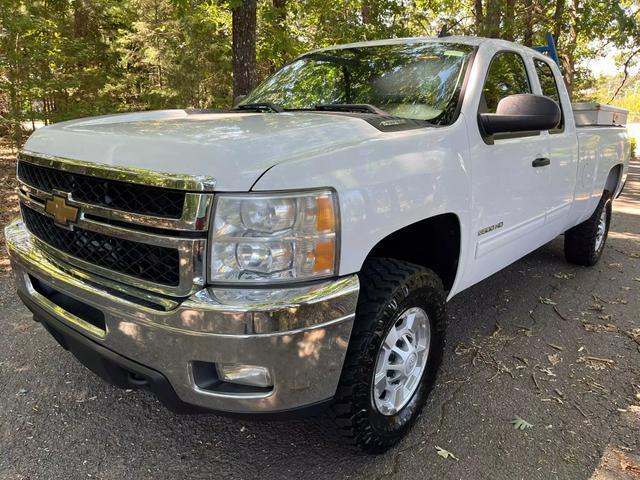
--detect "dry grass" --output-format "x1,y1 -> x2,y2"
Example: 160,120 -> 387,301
0,137 -> 19,274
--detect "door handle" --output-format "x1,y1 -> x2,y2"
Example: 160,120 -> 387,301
532,157 -> 551,167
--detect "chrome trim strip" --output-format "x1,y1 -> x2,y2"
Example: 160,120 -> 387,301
44,255 -> 180,311
19,151 -> 216,192
19,190 -> 197,247
19,181 -> 212,232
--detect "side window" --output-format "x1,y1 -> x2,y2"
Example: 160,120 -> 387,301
481,52 -> 530,113
534,58 -> 564,131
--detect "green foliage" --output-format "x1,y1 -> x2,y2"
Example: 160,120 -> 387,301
1,0 -> 639,146
583,72 -> 640,122
631,137 -> 637,159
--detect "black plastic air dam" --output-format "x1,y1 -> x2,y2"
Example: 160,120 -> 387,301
17,290 -> 332,419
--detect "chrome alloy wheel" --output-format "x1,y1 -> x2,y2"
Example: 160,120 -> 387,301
595,206 -> 608,252
372,307 -> 431,416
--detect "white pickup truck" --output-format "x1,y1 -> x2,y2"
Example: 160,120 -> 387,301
6,36 -> 630,453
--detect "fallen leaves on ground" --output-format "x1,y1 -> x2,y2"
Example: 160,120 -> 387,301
539,297 -> 557,305
553,272 -> 575,279
435,446 -> 458,461
547,353 -> 562,366
511,416 -> 533,430
578,356 -> 616,370
584,323 -> 618,333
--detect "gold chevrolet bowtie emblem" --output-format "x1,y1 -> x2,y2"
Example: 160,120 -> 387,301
45,194 -> 79,227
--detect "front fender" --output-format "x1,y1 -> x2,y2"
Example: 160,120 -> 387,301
251,117 -> 473,293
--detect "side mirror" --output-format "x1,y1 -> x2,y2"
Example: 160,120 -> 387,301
479,94 -> 561,135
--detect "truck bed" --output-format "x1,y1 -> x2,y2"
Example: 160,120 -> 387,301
574,125 -> 629,223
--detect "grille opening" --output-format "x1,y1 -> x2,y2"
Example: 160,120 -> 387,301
18,160 -> 186,219
29,275 -> 106,332
51,261 -> 174,311
21,205 -> 181,286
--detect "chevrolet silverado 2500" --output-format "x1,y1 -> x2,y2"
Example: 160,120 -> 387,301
6,36 -> 631,453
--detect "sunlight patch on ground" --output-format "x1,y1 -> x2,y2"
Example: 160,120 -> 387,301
614,205 -> 640,216
590,406 -> 640,480
609,231 -> 640,242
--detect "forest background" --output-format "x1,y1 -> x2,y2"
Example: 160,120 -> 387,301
1,0 -> 640,147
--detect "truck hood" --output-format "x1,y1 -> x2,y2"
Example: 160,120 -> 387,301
23,110 -> 382,191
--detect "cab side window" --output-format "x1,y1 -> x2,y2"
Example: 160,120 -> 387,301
534,58 -> 564,131
480,52 -> 530,113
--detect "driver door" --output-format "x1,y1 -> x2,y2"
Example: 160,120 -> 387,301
467,51 -> 551,285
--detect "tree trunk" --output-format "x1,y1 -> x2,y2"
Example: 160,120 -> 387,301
268,0 -> 288,73
552,0 -> 565,46
362,0 -> 373,24
483,0 -> 502,38
522,0 -> 534,46
273,0 -> 286,21
474,0 -> 483,34
7,33 -> 22,146
73,0 -> 89,38
562,0 -> 578,98
232,0 -> 258,99
503,0 -> 516,41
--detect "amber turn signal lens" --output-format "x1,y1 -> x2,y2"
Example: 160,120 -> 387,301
315,195 -> 335,232
313,239 -> 335,273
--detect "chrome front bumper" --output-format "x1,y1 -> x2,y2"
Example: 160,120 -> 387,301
6,219 -> 359,414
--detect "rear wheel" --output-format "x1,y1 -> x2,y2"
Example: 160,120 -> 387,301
329,258 -> 446,454
564,191 -> 612,266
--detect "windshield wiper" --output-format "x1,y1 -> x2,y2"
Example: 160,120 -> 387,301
313,103 -> 435,127
314,103 -> 389,115
236,102 -> 284,113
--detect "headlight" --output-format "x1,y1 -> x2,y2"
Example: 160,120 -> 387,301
209,190 -> 338,284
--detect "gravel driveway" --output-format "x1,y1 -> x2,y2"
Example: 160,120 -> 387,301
1,162 -> 639,480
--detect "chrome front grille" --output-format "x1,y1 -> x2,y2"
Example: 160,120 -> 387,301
18,160 -> 187,218
17,151 -> 215,296
21,205 -> 181,286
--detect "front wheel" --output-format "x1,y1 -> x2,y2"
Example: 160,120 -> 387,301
564,191 -> 612,266
329,258 -> 446,454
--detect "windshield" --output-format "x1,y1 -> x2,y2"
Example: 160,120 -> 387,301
241,42 -> 475,124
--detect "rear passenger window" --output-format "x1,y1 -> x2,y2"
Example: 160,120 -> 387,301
534,59 -> 561,103
481,52 -> 530,113
534,59 -> 564,131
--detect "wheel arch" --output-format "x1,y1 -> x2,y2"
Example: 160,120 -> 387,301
362,213 -> 462,292
604,163 -> 624,197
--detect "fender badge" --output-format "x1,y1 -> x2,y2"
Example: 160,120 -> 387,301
478,222 -> 504,236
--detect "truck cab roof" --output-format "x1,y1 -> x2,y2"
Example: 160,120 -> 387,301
307,35 -> 547,60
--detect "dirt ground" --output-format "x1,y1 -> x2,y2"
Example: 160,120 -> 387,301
0,139 -> 19,273
0,144 -> 638,479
